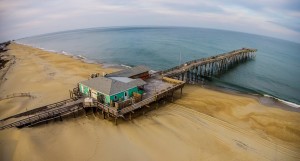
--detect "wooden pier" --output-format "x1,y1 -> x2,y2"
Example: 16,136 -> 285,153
161,48 -> 257,83
0,48 -> 256,129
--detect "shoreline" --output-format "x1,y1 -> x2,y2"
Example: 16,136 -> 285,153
201,84 -> 300,112
15,41 -> 130,70
1,42 -> 300,161
0,41 -> 15,87
13,41 -> 300,112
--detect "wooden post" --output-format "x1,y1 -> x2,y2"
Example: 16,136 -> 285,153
180,87 -> 183,98
69,90 -> 72,99
115,117 -> 118,125
103,111 -> 106,119
171,91 -> 174,102
84,108 -> 87,116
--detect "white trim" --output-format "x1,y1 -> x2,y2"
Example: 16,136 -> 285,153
109,86 -> 138,96
81,83 -> 139,96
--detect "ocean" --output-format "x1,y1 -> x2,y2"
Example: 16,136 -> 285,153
17,27 -> 300,106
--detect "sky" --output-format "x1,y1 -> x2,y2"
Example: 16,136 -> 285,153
0,0 -> 299,43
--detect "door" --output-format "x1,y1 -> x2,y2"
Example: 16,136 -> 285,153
97,94 -> 105,104
124,91 -> 128,100
91,90 -> 97,99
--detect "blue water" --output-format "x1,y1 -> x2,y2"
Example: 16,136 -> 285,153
18,27 -> 300,105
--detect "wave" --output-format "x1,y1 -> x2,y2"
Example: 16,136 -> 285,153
210,77 -> 300,108
61,50 -> 72,56
263,94 -> 300,108
16,41 -> 136,69
120,64 -> 132,68
15,41 -> 100,65
149,70 -> 157,74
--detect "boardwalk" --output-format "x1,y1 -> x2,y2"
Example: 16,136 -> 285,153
0,98 -> 84,130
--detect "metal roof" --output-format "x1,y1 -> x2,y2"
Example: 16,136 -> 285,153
79,76 -> 146,96
106,65 -> 150,77
109,77 -> 134,83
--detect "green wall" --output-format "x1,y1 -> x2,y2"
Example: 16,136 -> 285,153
79,83 -> 90,96
79,83 -> 142,106
110,86 -> 140,102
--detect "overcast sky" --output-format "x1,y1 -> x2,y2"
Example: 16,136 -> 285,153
0,0 -> 299,43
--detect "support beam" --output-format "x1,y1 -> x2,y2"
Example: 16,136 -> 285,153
115,117 -> 118,125
180,87 -> 183,98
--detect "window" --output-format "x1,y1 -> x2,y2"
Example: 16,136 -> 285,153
124,91 -> 127,97
114,95 -> 117,100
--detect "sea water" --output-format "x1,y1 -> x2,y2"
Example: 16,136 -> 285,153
17,27 -> 300,106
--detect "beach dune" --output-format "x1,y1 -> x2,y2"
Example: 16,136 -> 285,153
0,43 -> 299,161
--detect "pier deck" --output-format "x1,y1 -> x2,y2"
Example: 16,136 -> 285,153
91,76 -> 185,120
162,48 -> 257,82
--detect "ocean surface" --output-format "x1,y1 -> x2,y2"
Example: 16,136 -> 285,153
17,27 -> 300,106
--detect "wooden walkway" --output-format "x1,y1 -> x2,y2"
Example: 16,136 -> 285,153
119,81 -> 184,116
1,98 -> 76,122
0,98 -> 83,130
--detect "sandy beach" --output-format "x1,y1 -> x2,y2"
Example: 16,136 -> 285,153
0,43 -> 299,161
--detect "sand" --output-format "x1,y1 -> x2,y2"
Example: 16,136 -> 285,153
0,43 -> 117,119
0,43 -> 299,161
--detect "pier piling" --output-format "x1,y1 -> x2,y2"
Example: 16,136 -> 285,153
162,48 -> 257,82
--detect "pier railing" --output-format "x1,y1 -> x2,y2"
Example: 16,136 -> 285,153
119,80 -> 185,116
0,98 -> 83,130
161,48 -> 257,82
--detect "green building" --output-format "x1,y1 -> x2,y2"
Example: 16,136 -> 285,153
79,76 -> 146,105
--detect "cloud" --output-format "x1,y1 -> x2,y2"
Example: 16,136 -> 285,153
268,21 -> 300,32
0,0 -> 299,43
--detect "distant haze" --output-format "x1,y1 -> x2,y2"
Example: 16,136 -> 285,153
0,0 -> 299,43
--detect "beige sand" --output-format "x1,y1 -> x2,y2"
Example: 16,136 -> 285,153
0,43 -> 299,161
0,43 -> 117,119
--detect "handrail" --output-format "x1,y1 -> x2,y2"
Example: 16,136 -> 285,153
160,48 -> 256,75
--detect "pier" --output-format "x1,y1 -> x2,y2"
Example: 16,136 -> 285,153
0,48 -> 256,129
161,48 -> 257,83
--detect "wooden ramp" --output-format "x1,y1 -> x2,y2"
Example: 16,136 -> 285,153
1,98 -> 76,122
119,81 -> 185,116
0,98 -> 84,130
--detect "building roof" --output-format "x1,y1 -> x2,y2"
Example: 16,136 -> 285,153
106,65 -> 150,78
109,77 -> 135,83
79,76 -> 146,96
